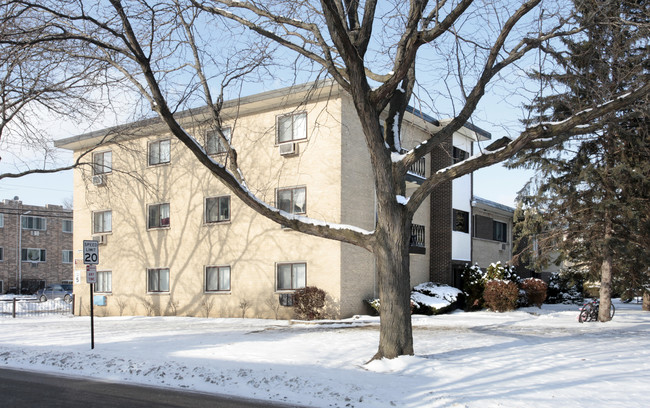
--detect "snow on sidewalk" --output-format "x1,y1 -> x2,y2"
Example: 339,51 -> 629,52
0,301 -> 648,407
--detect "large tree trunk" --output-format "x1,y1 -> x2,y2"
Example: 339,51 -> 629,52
643,292 -> 650,312
599,219 -> 614,322
371,210 -> 414,360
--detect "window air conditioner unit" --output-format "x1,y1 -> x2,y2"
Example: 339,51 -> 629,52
279,142 -> 297,156
31,230 -> 40,236
500,243 -> 507,251
92,174 -> 106,186
92,235 -> 107,245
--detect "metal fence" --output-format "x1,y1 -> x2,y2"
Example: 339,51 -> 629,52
0,296 -> 74,318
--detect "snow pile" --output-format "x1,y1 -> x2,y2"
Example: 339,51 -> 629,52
0,301 -> 649,407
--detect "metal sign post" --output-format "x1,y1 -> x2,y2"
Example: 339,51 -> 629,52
83,240 -> 99,350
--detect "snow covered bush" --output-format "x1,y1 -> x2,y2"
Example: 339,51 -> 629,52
293,286 -> 327,320
485,262 -> 520,283
411,283 -> 463,315
520,278 -> 548,308
366,283 -> 462,316
483,280 -> 519,312
461,263 -> 486,311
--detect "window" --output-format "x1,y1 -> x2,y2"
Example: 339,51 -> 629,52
0,213 -> 4,228
62,219 -> 73,233
62,250 -> 73,264
453,209 -> 469,233
148,139 -> 171,165
277,112 -> 307,143
96,271 -> 112,293
473,215 -> 508,243
277,187 -> 306,215
453,146 -> 469,164
276,262 -> 306,291
147,268 -> 169,293
0,247 -> 3,261
22,248 -> 46,262
205,266 -> 231,292
148,203 -> 170,229
493,221 -> 508,243
205,128 -> 231,155
93,211 -> 112,233
93,151 -> 112,174
22,216 -> 46,230
205,196 -> 230,223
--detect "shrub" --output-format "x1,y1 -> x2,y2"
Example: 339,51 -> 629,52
520,278 -> 548,308
411,282 -> 463,315
483,280 -> 519,312
461,264 -> 486,311
546,270 -> 584,304
293,286 -> 327,320
485,261 -> 520,283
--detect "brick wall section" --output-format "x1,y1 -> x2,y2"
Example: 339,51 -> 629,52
0,199 -> 73,293
429,137 -> 453,284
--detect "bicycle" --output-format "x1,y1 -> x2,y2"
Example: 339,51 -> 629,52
578,299 -> 615,323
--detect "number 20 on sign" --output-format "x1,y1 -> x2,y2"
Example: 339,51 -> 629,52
83,240 -> 99,265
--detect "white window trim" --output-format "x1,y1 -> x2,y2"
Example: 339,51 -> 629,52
204,196 -> 231,224
276,112 -> 307,145
204,265 -> 232,293
147,203 -> 171,230
62,250 -> 73,264
146,267 -> 170,294
93,150 -> 112,175
275,261 -> 307,292
148,139 -> 171,166
92,210 -> 112,234
95,270 -> 112,294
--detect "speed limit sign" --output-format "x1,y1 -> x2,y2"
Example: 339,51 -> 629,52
83,240 -> 99,265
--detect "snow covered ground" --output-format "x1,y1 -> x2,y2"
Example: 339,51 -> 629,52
1,300 -> 648,407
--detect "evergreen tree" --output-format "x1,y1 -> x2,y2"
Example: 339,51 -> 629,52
512,0 -> 650,318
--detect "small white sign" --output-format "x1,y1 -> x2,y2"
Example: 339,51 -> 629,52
86,264 -> 97,284
74,270 -> 82,284
83,240 -> 99,265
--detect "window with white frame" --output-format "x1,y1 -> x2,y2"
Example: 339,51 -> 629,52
276,262 -> 306,291
22,248 -> 46,262
276,187 -> 306,215
277,112 -> 307,144
62,219 -> 73,233
148,203 -> 170,229
205,128 -> 231,155
0,213 -> 4,228
148,139 -> 171,165
93,151 -> 112,174
93,210 -> 112,234
205,266 -> 231,292
205,196 -> 230,223
147,268 -> 169,293
96,271 -> 112,293
62,250 -> 73,264
22,216 -> 46,230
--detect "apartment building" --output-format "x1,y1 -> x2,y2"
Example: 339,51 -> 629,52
471,196 -> 515,269
0,198 -> 73,294
55,81 -> 490,318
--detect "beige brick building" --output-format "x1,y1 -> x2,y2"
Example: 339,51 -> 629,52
55,82 -> 490,318
0,198 -> 73,294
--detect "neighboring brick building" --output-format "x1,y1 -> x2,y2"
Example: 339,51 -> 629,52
55,81 -> 491,318
0,198 -> 73,294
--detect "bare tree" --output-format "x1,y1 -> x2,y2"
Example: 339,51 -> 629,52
0,3 -> 118,179
2,0 -> 649,360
